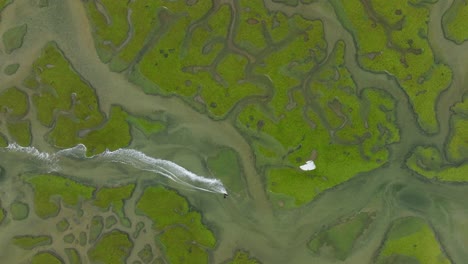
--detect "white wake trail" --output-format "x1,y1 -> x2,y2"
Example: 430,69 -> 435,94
5,143 -> 60,171
3,143 -> 227,194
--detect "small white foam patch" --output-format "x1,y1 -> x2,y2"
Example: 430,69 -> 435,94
5,143 -> 59,171
300,160 -> 316,171
4,143 -> 227,194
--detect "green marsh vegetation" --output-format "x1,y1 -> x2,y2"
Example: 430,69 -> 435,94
85,0 -> 212,71
83,0 -> 130,63
446,93 -> 468,162
134,3 -> 265,118
30,42 -> 134,155
25,174 -> 95,219
330,0 -> 452,133
93,184 -> 134,226
442,0 -> 468,44
127,115 -> 166,138
31,251 -> 64,264
87,229 -> 134,263
0,0 -> 12,11
0,86 -> 28,118
406,92 -> 468,182
239,41 -> 399,206
16,173 -> 217,263
12,235 -> 52,250
7,119 -> 31,146
65,248 -> 81,264
0,86 -> 31,146
406,146 -> 468,182
375,217 -> 450,264
0,133 -> 7,147
136,186 -> 216,264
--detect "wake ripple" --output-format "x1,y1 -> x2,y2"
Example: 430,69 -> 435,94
2,143 -> 227,194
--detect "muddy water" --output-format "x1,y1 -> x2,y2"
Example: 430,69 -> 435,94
0,0 -> 467,263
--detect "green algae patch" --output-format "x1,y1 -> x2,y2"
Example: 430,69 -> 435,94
93,183 -> 134,223
9,201 -> 29,220
4,63 -> 19,75
442,0 -> 468,44
12,235 -> 52,250
238,41 -> 399,206
31,251 -> 64,264
207,148 -> 244,194
127,115 -> 166,137
88,229 -> 133,263
2,24 -> 27,54
26,174 -> 95,219
226,250 -> 261,264
137,186 -> 216,262
0,87 -> 28,118
7,120 -> 31,146
65,248 -> 81,264
308,212 -> 374,260
406,146 -> 468,182
331,0 -> 452,133
375,217 -> 450,264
